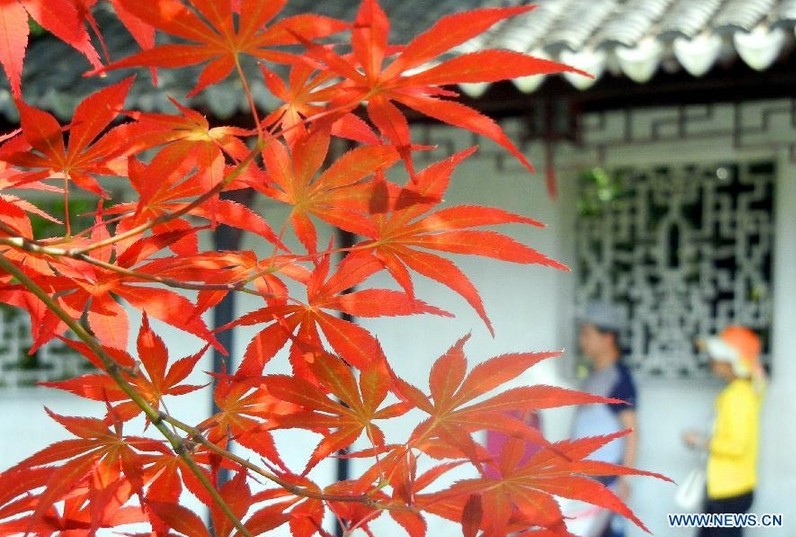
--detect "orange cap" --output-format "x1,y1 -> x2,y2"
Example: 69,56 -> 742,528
705,325 -> 764,387
720,325 -> 761,364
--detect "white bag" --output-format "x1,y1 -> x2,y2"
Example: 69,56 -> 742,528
559,497 -> 611,537
675,467 -> 706,511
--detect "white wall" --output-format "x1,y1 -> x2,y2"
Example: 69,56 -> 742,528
0,316 -> 215,535
752,150 -> 796,535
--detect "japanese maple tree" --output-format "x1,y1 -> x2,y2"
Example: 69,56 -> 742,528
0,1 -> 666,535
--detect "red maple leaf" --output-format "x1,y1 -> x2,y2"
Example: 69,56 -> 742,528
229,253 -> 449,376
43,313 -> 207,421
0,0 -> 102,97
355,149 -> 567,333
36,219 -> 223,351
104,0 -> 348,96
145,470 -> 254,537
256,126 -> 400,253
296,0 -> 587,174
267,351 -> 410,473
198,376 -> 299,470
0,409 -> 165,533
107,154 -> 283,257
419,432 -> 671,535
396,336 -> 608,464
0,78 -> 134,197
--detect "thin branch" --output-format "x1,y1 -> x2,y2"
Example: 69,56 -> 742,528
69,140 -> 265,256
0,235 -> 260,294
0,253 -> 400,513
0,253 -> 254,537
159,411 -> 391,507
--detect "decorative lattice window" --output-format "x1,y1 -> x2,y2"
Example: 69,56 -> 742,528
575,161 -> 775,377
0,306 -> 94,388
0,197 -> 99,388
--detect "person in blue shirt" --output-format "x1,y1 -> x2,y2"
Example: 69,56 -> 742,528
572,301 -> 638,537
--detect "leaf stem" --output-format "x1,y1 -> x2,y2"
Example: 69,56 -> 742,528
234,55 -> 264,139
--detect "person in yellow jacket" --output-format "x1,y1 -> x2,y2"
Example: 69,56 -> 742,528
683,325 -> 765,537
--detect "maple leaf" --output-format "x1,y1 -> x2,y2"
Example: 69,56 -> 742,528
419,432 -> 671,536
0,194 -> 34,238
0,162 -> 62,238
0,192 -> 62,239
0,409 -> 164,532
0,0 -> 102,97
288,492 -> 327,537
108,152 -> 283,256
0,1 -> 29,99
328,446 -> 446,537
145,501 -> 212,537
323,478 -> 396,536
43,314 -> 207,421
0,78 -> 134,197
105,0 -> 348,96
257,126 -> 400,253
140,448 -> 229,533
242,500 -> 292,535
144,466 -> 254,537
132,312 -> 207,408
99,101 -> 278,245
355,149 -> 567,334
0,272 -> 72,356
198,376 -> 299,469
230,253 -> 448,376
106,0 -> 155,52
130,250 -> 310,321
297,0 -> 588,174
123,97 -> 254,159
395,336 -> 614,466
242,478 -> 327,537
261,62 -> 340,147
35,219 -> 223,351
147,470 -> 253,537
211,470 -> 255,537
267,350 -> 410,473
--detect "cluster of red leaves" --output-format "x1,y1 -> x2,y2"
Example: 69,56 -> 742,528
0,1 -> 666,536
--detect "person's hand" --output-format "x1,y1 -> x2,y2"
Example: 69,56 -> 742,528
682,430 -> 705,450
616,476 -> 631,501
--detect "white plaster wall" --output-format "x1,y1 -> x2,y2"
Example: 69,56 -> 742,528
0,315 -> 215,535
751,150 -> 796,536
350,138 -> 579,535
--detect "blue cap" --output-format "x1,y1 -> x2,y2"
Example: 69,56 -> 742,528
580,301 -> 625,332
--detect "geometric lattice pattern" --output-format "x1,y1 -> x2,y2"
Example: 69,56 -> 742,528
0,306 -> 90,388
576,161 -> 775,377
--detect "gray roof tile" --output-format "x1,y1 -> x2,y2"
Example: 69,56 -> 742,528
595,0 -> 675,48
545,0 -> 618,52
713,0 -> 778,32
659,0 -> 725,39
779,0 -> 796,21
2,0 -> 796,120
489,0 -> 578,52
